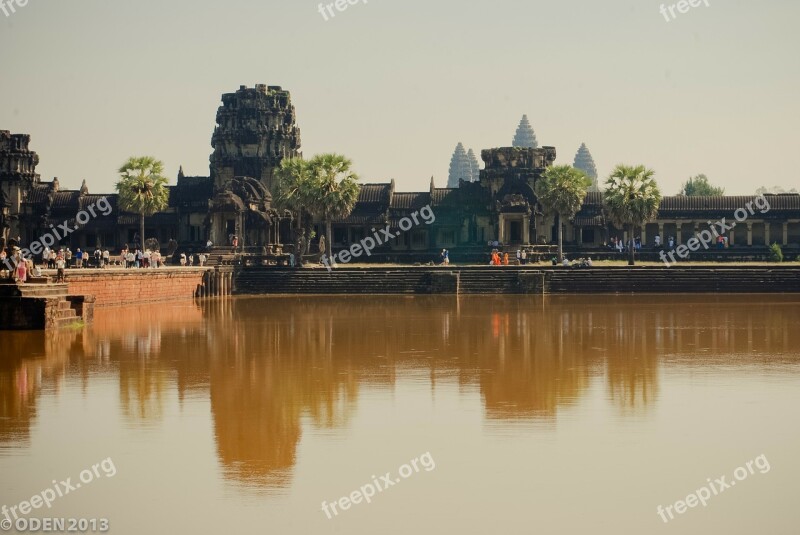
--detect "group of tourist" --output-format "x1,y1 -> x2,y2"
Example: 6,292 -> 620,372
41,246 -> 113,269
179,252 -> 207,267
1,246 -> 63,283
609,234 -> 731,253
118,247 -> 168,269
608,236 -> 643,253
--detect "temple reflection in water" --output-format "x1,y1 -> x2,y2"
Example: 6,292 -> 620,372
1,295 -> 798,489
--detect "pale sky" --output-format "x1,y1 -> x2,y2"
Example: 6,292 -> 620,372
1,0 -> 798,195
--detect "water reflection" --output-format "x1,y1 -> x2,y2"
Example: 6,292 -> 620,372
1,294 -> 798,489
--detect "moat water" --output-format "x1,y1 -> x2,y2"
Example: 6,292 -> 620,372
1,295 -> 799,534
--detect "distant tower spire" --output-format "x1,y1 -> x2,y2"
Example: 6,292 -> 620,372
512,115 -> 538,149
573,143 -> 599,192
178,165 -> 185,179
448,143 -> 472,188
467,149 -> 480,183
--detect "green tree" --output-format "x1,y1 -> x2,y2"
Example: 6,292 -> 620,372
308,154 -> 360,261
534,165 -> 593,262
678,174 -> 724,196
116,156 -> 170,250
274,157 -> 315,245
603,165 -> 661,266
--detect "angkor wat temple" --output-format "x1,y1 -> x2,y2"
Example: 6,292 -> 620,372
3,84 -> 800,260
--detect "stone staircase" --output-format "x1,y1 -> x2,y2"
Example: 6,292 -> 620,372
233,265 -> 800,295
235,268 -> 431,294
0,281 -> 92,329
546,266 -> 800,293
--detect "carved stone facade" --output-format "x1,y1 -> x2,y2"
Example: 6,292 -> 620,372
0,131 -> 40,245
210,84 -> 301,192
480,146 -> 557,245
207,85 -> 301,248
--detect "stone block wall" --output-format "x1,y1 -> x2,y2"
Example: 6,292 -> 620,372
65,269 -> 209,307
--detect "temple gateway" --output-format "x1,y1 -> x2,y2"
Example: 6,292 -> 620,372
3,84 -> 800,260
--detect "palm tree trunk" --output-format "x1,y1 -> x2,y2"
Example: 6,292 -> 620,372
557,213 -> 564,262
628,224 -> 635,266
140,212 -> 145,252
325,220 -> 333,264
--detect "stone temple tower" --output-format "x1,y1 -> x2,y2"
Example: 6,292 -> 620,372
210,84 -> 301,192
0,131 -> 40,244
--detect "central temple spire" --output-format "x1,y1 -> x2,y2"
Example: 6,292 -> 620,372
512,115 -> 538,149
210,84 -> 301,192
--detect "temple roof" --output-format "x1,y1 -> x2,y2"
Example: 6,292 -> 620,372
52,191 -> 80,208
582,192 -> 799,213
172,176 -> 213,208
357,183 -> 392,204
431,188 -> 460,207
391,192 -> 430,210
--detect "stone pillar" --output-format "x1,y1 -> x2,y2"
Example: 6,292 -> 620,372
522,215 -> 530,245
764,222 -> 771,245
498,214 -> 505,244
658,222 -> 665,242
783,222 -> 789,246
729,226 -> 735,246
747,222 -> 753,246
576,225 -> 583,246
676,222 -> 683,245
640,226 -> 647,247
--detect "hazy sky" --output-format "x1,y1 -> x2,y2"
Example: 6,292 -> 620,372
1,0 -> 798,195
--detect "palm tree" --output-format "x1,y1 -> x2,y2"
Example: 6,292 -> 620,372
603,164 -> 661,266
274,157 -> 314,244
274,157 -> 314,216
116,157 -> 170,251
308,154 -> 360,261
534,165 -> 593,262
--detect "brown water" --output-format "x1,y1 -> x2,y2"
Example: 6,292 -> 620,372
1,295 -> 799,534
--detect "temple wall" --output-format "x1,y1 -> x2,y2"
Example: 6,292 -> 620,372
65,268 -> 208,307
